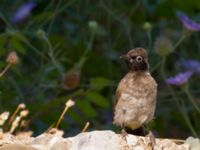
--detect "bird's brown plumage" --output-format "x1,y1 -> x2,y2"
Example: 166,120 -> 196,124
113,48 -> 157,130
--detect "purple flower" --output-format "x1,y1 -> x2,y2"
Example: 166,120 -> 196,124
179,60 -> 200,74
177,12 -> 200,31
166,71 -> 193,86
11,2 -> 36,24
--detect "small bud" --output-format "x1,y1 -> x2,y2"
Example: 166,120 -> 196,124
88,20 -> 98,33
36,29 -> 46,38
153,36 -> 173,56
66,99 -> 75,108
0,112 -> 10,126
6,51 -> 19,64
143,22 -> 152,31
18,103 -> 26,109
20,110 -> 29,117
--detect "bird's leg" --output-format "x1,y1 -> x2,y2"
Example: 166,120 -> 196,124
121,128 -> 128,139
119,126 -> 132,149
142,125 -> 156,149
146,130 -> 156,149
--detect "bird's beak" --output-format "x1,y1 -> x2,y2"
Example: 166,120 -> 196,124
120,54 -> 129,60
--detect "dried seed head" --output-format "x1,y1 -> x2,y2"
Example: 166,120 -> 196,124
20,110 -> 29,117
65,99 -> 75,108
6,51 -> 19,64
63,71 -> 80,90
0,112 -> 9,120
18,103 -> 26,109
8,103 -> 26,125
0,112 -> 10,126
153,36 -> 173,56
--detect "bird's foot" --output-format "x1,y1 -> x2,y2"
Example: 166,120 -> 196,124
121,128 -> 128,141
138,138 -> 154,150
145,131 -> 156,150
119,129 -> 132,150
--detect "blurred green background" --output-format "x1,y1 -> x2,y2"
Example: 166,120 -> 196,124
0,0 -> 200,139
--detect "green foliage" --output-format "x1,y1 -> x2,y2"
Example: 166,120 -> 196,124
76,99 -> 97,118
90,77 -> 113,91
85,90 -> 110,108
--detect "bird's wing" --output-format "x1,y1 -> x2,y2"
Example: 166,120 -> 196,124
115,87 -> 121,106
114,78 -> 126,106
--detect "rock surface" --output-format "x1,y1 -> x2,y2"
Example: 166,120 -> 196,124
0,130 -> 189,150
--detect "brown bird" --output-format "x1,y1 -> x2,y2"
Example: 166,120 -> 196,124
113,47 -> 157,135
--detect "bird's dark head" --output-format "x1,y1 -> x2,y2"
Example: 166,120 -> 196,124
120,47 -> 149,71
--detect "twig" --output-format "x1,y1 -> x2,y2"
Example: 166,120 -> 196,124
81,122 -> 90,132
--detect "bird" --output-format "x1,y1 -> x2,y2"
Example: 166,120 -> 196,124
113,47 -> 157,136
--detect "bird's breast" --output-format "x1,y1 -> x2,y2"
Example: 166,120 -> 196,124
113,72 -> 157,129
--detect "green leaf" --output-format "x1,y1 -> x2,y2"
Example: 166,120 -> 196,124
11,37 -> 26,54
32,12 -> 53,23
9,32 -> 28,54
0,36 -> 6,56
90,77 -> 113,91
0,62 -> 5,69
67,109 -> 83,124
85,90 -> 110,108
76,99 -> 96,118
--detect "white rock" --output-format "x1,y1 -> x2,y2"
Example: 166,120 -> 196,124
67,130 -> 189,150
0,130 -> 190,150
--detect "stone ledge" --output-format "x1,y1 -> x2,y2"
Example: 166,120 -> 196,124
0,130 -> 189,150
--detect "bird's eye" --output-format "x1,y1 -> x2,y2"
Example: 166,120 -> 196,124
136,56 -> 143,63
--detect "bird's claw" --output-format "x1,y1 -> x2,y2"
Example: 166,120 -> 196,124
146,131 -> 156,150
121,129 -> 128,141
